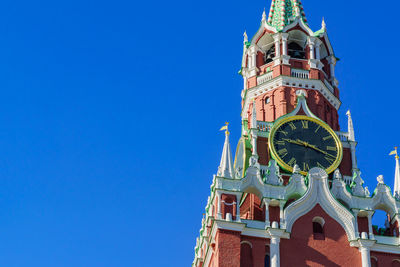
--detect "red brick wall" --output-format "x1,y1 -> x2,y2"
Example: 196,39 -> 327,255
340,148 -> 352,176
241,236 -> 269,267
215,229 -> 241,267
280,204 -> 362,266
257,137 -> 269,166
358,216 -> 369,235
371,251 -> 400,267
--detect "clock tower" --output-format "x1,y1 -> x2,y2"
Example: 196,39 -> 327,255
193,1 -> 400,267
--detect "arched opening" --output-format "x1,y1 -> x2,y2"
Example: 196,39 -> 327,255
371,256 -> 378,267
312,216 -> 325,240
393,259 -> 400,267
288,42 -> 306,59
264,254 -> 270,267
372,208 -> 393,236
240,241 -> 253,267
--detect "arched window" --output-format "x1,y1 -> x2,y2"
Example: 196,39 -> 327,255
392,259 -> 400,267
264,254 -> 270,267
371,256 -> 378,267
288,42 -> 306,59
312,217 -> 325,240
265,97 -> 270,104
240,242 -> 253,267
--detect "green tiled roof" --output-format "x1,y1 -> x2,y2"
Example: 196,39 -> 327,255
267,0 -> 308,31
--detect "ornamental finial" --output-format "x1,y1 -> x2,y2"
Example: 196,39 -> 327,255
390,147 -> 399,159
219,122 -> 230,135
262,8 -> 267,22
243,31 -> 248,44
322,17 -> 326,30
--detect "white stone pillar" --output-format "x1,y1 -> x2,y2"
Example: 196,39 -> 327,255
273,34 -> 281,58
350,142 -> 358,171
270,236 -> 280,267
216,191 -> 222,219
279,202 -> 285,227
367,211 -> 375,240
236,193 -> 241,222
315,43 -> 321,60
360,246 -> 371,267
328,56 -> 336,79
251,47 -> 257,69
352,209 -> 360,238
264,199 -> 270,227
307,37 -> 316,60
281,33 -> 288,56
267,224 -> 285,267
358,233 -> 375,267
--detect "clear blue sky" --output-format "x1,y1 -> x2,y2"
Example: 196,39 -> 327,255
0,0 -> 398,266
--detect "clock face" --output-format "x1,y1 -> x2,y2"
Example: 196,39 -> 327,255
269,115 -> 343,175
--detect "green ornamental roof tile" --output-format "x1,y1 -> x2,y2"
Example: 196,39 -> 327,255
267,0 -> 308,31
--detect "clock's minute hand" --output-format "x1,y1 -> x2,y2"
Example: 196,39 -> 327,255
295,139 -> 336,158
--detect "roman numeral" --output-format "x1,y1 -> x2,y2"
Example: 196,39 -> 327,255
323,135 -> 333,141
278,148 -> 288,157
315,125 -> 321,133
325,156 -> 335,164
288,157 -> 296,166
317,162 -> 325,169
301,121 -> 309,129
288,122 -> 296,130
326,146 -> 337,151
276,140 -> 285,145
278,130 -> 288,136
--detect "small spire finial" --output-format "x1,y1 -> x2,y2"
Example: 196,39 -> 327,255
322,17 -> 326,29
219,122 -> 230,135
346,110 -> 355,142
262,8 -> 267,22
391,147 -> 400,197
243,31 -> 248,44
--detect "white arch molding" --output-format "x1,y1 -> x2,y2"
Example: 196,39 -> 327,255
284,168 -> 357,241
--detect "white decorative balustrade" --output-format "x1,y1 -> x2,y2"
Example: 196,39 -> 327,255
291,69 -> 309,79
335,131 -> 349,142
257,72 -> 273,85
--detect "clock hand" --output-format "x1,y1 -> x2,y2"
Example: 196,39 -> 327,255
294,139 -> 337,158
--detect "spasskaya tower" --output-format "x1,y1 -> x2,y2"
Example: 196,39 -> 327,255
193,1 -> 400,267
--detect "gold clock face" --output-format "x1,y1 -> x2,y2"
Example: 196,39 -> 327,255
268,115 -> 343,175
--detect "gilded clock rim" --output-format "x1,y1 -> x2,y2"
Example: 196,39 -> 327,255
268,115 -> 343,176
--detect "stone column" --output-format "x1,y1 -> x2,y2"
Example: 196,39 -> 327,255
235,193 -> 242,222
350,142 -> 358,172
273,34 -> 281,58
327,55 -> 336,79
279,202 -> 285,228
216,191 -> 222,219
358,233 -> 376,267
270,236 -> 280,267
308,37 -> 315,60
367,211 -> 375,240
281,33 -> 288,56
352,209 -> 360,238
264,199 -> 270,227
267,222 -> 285,267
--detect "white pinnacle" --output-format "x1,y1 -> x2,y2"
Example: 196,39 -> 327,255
217,127 -> 234,179
322,17 -> 326,30
262,9 -> 267,22
346,110 -> 355,142
243,31 -> 248,44
393,151 -> 400,197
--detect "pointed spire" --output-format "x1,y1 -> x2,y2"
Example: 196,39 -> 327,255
243,31 -> 248,44
322,17 -> 326,30
267,0 -> 308,31
217,123 -> 234,178
262,8 -> 267,22
346,110 -> 355,141
391,147 -> 400,197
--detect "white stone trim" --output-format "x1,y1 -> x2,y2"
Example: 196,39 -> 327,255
284,168 -> 357,241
